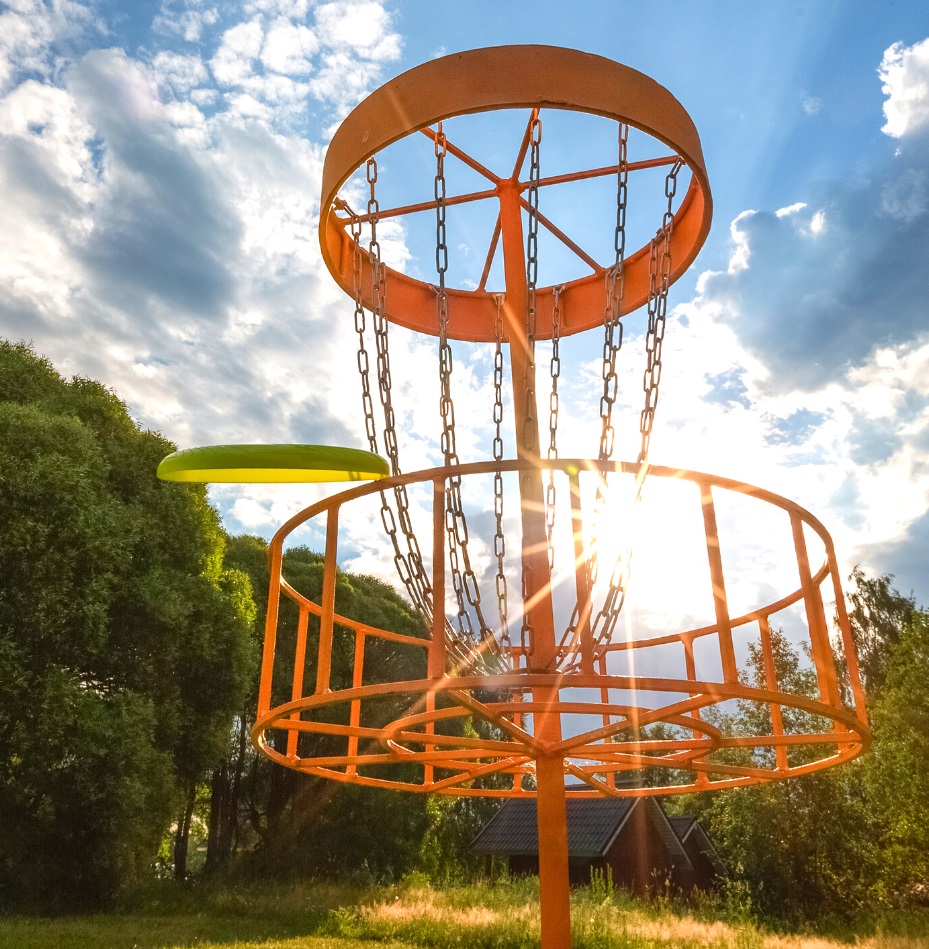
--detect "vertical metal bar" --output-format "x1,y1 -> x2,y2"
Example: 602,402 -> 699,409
287,606 -> 310,758
759,616 -> 789,773
828,546 -> 867,722
699,483 -> 737,683
346,629 -> 365,776
316,505 -> 339,694
430,477 -> 447,677
257,540 -> 284,717
499,159 -> 568,949
535,753 -> 571,949
426,477 -> 447,787
598,651 -> 614,790
569,469 -> 595,674
790,512 -> 840,707
682,635 -> 709,788
498,180 -> 559,673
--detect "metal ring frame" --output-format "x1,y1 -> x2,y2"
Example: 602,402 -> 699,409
318,45 -> 712,342
252,460 -> 870,797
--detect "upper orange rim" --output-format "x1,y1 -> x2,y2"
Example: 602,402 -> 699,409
319,45 -> 713,342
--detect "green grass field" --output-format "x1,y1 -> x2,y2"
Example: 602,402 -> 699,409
1,878 -> 927,949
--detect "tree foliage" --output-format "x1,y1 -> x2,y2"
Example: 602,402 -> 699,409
694,571 -> 928,919
206,535 -> 500,883
0,341 -> 255,908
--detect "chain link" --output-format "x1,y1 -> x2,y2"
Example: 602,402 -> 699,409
545,284 -> 562,570
433,125 -> 497,661
588,158 -> 681,650
559,124 -> 629,661
639,159 -> 681,463
492,293 -> 510,656
519,113 -> 542,656
344,176 -> 432,627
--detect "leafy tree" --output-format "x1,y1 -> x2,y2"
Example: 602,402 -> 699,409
0,341 -> 254,906
208,535 -> 504,881
865,609 -> 929,904
693,570 -> 924,920
846,566 -> 915,697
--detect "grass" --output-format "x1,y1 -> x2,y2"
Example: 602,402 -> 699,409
1,876 -> 927,949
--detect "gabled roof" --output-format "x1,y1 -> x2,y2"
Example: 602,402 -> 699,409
668,815 -> 698,843
668,816 -> 727,876
471,798 -> 637,858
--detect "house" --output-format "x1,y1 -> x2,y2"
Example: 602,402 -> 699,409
667,815 -> 727,891
471,796 -> 723,893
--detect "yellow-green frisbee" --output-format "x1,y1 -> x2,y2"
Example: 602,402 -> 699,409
157,444 -> 390,484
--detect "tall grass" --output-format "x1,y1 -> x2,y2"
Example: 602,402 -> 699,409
1,875 -> 927,949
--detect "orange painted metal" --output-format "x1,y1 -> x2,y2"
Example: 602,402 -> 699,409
318,46 -> 712,342
251,459 -> 870,798
248,46 -> 869,949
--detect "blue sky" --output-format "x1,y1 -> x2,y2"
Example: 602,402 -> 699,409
2,0 -> 929,630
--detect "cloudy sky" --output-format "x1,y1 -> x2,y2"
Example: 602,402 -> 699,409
3,0 -> 929,637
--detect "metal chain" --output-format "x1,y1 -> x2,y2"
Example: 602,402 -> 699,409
638,159 -> 681,464
492,293 -> 510,656
590,121 -> 629,586
347,170 -> 432,623
545,285 -> 562,570
589,158 -> 681,650
520,112 -> 542,656
433,124 -> 497,659
558,124 -> 629,662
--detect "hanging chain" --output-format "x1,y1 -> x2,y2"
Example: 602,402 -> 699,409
348,209 -> 378,456
590,122 -> 629,586
545,285 -> 562,570
492,293 -> 510,657
434,124 -> 497,660
341,171 -> 432,625
558,124 -> 629,662
589,157 -> 681,651
520,112 -> 542,657
639,158 -> 681,464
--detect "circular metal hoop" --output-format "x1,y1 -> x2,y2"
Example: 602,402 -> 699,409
319,46 -> 713,342
253,673 -> 868,798
251,459 -> 870,797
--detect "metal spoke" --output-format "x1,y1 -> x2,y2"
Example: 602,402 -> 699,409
420,126 -> 500,184
478,213 -> 502,292
515,197 -> 601,273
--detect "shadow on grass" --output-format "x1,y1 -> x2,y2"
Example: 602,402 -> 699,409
0,879 -> 369,949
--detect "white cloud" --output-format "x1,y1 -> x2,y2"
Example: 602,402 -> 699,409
151,50 -> 210,96
211,19 -> 264,87
153,2 -> 219,43
314,1 -> 401,61
879,37 -> 929,139
260,19 -> 318,74
0,0 -> 99,93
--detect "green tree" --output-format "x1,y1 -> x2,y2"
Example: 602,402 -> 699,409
694,570 -> 924,920
846,566 -> 916,697
209,535 -> 499,882
865,610 -> 929,904
0,341 -> 254,907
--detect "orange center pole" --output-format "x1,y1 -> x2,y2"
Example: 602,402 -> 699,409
498,176 -> 571,949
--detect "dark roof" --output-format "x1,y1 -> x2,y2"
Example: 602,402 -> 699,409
668,815 -> 698,843
668,816 -> 727,875
471,798 -> 636,858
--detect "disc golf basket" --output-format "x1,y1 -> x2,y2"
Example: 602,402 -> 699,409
170,47 -> 870,949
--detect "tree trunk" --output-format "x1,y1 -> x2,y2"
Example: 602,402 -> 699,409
174,782 -> 196,881
205,765 -> 227,876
